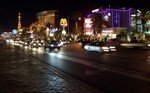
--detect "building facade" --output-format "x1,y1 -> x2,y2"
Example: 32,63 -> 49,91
30,10 -> 59,33
84,7 -> 133,39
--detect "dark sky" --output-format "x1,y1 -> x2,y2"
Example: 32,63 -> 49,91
0,0 -> 149,31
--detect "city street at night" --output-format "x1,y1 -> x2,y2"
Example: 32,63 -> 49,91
2,41 -> 150,93
0,42 -> 103,93
0,1 -> 150,93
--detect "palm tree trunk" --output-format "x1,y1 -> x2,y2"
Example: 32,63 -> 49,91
142,24 -> 145,40
75,21 -> 78,34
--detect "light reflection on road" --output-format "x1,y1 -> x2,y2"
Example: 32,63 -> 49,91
46,52 -> 150,82
20,44 -> 150,82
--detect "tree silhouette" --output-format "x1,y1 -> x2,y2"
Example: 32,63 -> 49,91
132,8 -> 150,40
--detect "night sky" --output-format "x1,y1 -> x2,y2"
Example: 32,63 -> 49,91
0,0 -> 149,31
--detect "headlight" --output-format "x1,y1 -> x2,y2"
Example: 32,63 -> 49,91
58,44 -> 62,46
102,46 -> 109,49
84,45 -> 89,50
50,44 -> 54,47
110,46 -> 116,48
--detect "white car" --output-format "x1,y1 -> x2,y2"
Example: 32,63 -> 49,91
84,42 -> 116,52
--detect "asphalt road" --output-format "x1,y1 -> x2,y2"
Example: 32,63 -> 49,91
7,42 -> 150,93
0,42 -> 104,93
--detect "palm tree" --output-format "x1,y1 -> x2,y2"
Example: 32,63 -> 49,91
91,13 -> 108,41
70,11 -> 82,35
132,8 -> 150,40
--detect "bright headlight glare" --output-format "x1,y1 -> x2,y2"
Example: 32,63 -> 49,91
50,44 -> 54,47
58,44 -> 61,46
110,46 -> 115,48
102,47 -> 109,49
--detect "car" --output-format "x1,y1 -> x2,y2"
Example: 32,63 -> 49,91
79,40 -> 92,48
84,42 -> 116,52
23,41 -> 30,46
60,40 -> 70,45
30,41 -> 42,48
44,40 -> 62,51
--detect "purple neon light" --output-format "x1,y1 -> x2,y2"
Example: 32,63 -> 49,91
106,8 -> 132,12
128,8 -> 132,27
90,8 -> 133,28
97,10 -> 106,14
117,12 -> 120,27
96,8 -> 132,14
112,12 -> 114,27
87,14 -> 92,18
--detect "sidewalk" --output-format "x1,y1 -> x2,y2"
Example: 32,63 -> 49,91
0,43 -> 104,93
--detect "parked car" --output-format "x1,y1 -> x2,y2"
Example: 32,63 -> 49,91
44,40 -> 62,51
84,42 -> 116,52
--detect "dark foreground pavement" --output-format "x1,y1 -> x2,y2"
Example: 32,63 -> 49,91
0,43 -> 104,93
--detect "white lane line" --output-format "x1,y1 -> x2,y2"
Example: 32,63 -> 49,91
48,52 -> 150,82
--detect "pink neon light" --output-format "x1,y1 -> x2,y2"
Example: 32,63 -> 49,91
84,18 -> 92,23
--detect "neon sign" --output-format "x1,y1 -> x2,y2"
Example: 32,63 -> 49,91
60,18 -> 67,27
84,18 -> 93,35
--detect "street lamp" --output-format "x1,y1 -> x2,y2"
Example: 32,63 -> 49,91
75,17 -> 81,35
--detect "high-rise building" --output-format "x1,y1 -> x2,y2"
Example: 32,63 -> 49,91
84,7 -> 133,37
88,8 -> 133,28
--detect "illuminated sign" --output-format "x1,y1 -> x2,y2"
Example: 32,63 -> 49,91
84,18 -> 92,23
85,24 -> 92,28
92,9 -> 99,13
84,18 -> 93,35
12,29 -> 17,35
60,18 -> 68,27
102,30 -> 113,33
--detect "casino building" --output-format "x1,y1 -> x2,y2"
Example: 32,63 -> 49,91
84,7 -> 150,41
30,10 -> 59,33
84,7 -> 133,39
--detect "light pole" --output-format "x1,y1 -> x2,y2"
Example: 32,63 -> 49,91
75,17 -> 81,35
